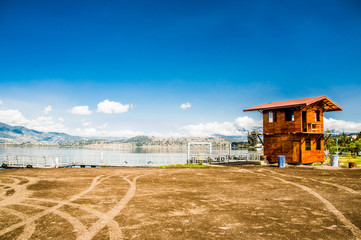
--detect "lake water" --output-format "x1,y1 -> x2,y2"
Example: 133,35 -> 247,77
0,146 -> 262,167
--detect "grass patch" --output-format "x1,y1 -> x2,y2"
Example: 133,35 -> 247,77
320,178 -> 333,181
339,157 -> 361,165
160,163 -> 210,168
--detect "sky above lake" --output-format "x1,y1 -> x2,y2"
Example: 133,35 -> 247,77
0,0 -> 361,138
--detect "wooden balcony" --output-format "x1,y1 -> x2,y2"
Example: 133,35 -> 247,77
304,122 -> 322,133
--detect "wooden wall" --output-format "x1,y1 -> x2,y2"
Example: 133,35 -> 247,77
264,134 -> 324,163
300,135 -> 325,164
263,109 -> 302,134
263,104 -> 324,134
262,103 -> 326,164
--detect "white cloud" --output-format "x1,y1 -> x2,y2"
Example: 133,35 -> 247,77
180,102 -> 191,110
0,109 -> 69,133
58,117 -> 64,122
99,123 -> 108,129
44,105 -> 52,114
234,116 -> 261,131
74,127 -> 143,138
181,116 -> 262,137
0,99 -> 3,105
69,105 -> 92,115
97,100 -> 130,114
324,118 -> 361,133
83,128 -> 97,135
74,128 -> 96,137
82,121 -> 91,127
106,129 -> 144,138
27,116 -> 69,133
0,109 -> 28,126
182,121 -> 236,137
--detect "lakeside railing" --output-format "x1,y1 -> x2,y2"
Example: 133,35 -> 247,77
0,153 -> 188,168
0,151 -> 262,168
187,151 -> 260,164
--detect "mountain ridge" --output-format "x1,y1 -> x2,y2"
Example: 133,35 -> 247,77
0,122 -> 82,144
0,122 -> 253,145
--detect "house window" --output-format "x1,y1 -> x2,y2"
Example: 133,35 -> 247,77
269,111 -> 273,122
315,111 -> 320,122
316,139 -> 321,150
305,139 -> 311,150
285,110 -> 294,121
268,111 -> 277,122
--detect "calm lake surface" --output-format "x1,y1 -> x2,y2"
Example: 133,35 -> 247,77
0,146 -> 262,167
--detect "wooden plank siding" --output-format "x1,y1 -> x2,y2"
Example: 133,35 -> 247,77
301,135 -> 324,164
262,105 -> 325,164
244,96 -> 341,164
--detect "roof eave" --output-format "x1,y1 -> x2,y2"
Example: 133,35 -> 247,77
243,96 -> 343,112
243,103 -> 306,112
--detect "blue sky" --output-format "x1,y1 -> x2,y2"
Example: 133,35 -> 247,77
0,0 -> 361,137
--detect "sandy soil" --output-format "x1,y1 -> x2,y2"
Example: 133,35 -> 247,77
0,166 -> 360,240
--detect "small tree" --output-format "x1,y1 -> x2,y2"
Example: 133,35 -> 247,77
355,139 -> 361,155
248,131 -> 258,148
324,129 -> 333,151
357,131 -> 361,140
339,131 -> 349,147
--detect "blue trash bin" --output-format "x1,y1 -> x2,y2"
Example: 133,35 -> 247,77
331,155 -> 339,167
278,155 -> 285,168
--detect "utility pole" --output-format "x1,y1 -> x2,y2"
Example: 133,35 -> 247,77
336,137 -> 338,155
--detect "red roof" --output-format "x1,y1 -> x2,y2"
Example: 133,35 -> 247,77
243,96 -> 342,112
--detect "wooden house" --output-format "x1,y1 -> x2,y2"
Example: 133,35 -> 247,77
243,96 -> 342,164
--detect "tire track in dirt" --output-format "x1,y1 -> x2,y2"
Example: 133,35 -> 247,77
78,174 -> 148,240
6,175 -> 30,185
0,185 -> 14,198
0,176 -> 37,207
18,203 -> 87,238
242,168 -> 361,239
28,197 -> 124,238
0,174 -> 112,239
1,207 -> 36,240
261,169 -> 360,195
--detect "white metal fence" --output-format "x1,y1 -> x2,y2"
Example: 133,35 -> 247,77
0,153 -> 188,168
188,151 -> 260,164
0,149 -> 262,168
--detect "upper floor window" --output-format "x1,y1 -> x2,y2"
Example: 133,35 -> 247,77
305,139 -> 311,150
269,112 -> 273,122
315,111 -> 320,122
285,110 -> 294,121
268,111 -> 277,122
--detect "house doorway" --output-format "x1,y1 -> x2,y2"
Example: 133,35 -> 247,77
293,142 -> 301,163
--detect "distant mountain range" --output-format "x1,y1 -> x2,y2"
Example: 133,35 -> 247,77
0,122 -> 256,145
0,122 -> 82,144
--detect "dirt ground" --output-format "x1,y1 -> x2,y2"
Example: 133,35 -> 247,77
0,165 -> 361,240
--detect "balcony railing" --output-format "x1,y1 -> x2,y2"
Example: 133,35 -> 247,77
304,122 -> 322,133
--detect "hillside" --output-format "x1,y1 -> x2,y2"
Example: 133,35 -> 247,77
0,122 -> 250,146
0,122 -> 82,144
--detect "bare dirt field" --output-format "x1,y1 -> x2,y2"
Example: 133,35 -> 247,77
0,165 -> 361,240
